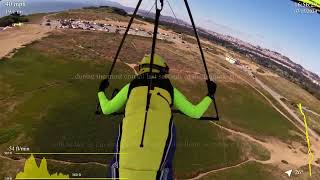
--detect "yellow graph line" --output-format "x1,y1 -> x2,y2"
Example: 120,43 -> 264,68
15,153 -> 127,155
16,178 -> 128,180
298,103 -> 314,177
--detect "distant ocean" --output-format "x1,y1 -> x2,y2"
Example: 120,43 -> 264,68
0,0 -> 120,17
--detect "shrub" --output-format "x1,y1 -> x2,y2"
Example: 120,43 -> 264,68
0,12 -> 29,27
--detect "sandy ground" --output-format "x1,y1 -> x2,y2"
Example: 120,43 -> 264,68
97,19 -> 176,35
215,122 -> 320,168
0,24 -> 51,59
185,122 -> 320,180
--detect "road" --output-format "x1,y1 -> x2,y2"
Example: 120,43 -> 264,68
303,106 -> 320,118
205,53 -> 320,142
255,78 -> 320,141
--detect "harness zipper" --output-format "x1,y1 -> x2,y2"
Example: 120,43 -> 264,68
157,92 -> 170,104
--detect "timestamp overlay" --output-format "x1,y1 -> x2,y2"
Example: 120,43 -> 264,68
1,0 -> 26,15
293,0 -> 320,14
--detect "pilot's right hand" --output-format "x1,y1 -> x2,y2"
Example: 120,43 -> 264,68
206,80 -> 217,99
99,79 -> 109,92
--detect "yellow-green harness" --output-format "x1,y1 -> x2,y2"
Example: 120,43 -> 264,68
98,75 -> 212,179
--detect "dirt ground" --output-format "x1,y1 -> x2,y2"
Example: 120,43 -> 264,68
213,123 -> 320,172
0,24 -> 51,59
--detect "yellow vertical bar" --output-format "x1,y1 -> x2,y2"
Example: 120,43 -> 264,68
298,103 -> 314,177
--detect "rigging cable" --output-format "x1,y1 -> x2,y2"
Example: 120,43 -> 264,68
140,0 -> 164,148
167,0 -> 179,24
183,0 -> 210,81
145,2 -> 156,17
96,0 -> 143,113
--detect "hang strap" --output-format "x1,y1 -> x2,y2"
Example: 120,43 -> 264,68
183,0 -> 210,81
107,0 -> 143,79
140,0 -> 164,148
96,0 -> 143,114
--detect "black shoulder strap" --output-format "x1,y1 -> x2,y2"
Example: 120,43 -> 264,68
128,74 -> 174,104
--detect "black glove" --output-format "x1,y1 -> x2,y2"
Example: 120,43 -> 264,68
206,80 -> 217,99
99,79 -> 109,92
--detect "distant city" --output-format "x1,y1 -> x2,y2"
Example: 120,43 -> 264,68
0,0 -> 319,85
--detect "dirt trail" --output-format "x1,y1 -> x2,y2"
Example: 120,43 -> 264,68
183,122 -> 320,180
204,53 -> 320,163
0,24 -> 51,59
211,123 -> 320,167
173,51 -> 320,179
303,107 -> 320,117
255,78 -> 320,141
185,159 -> 252,180
205,54 -> 306,133
122,62 -> 138,75
255,78 -> 320,165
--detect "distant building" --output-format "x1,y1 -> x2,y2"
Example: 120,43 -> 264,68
3,26 -> 12,30
225,56 -> 239,64
12,22 -> 23,27
312,80 -> 320,86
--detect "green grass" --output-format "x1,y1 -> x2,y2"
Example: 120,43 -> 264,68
300,110 -> 320,135
26,13 -> 48,24
0,128 -> 17,144
216,83 -> 301,142
173,115 -> 245,178
0,30 -> 301,179
0,46 -> 131,157
0,45 -> 244,178
250,143 -> 270,161
199,161 -> 281,180
257,74 -> 320,114
173,79 -> 301,142
51,8 -> 130,22
0,36 -> 248,179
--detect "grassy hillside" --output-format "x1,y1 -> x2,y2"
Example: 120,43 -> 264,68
51,7 -> 130,22
257,74 -> 320,114
218,83 -> 301,142
0,29 -> 302,179
173,79 -> 301,143
0,36 -> 243,178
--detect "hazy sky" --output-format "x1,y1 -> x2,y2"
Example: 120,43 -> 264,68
114,0 -> 320,75
1,0 -> 318,74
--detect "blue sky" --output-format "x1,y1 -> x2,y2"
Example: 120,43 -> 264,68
1,0 -> 318,74
116,0 -> 320,75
